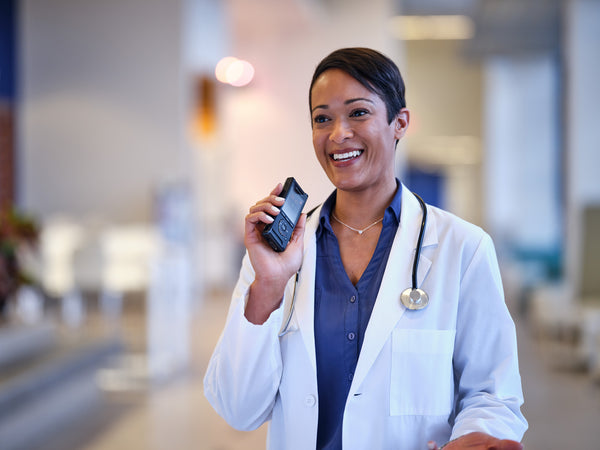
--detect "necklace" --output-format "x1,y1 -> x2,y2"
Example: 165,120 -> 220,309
331,212 -> 383,235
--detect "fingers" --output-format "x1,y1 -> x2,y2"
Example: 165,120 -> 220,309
244,184 -> 288,249
269,182 -> 284,197
497,439 -> 524,450
247,184 -> 286,226
437,433 -> 523,450
246,202 -> 278,228
244,182 -> 308,256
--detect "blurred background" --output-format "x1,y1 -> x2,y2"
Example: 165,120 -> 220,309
0,0 -> 599,449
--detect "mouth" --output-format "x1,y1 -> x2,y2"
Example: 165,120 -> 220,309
330,150 -> 363,162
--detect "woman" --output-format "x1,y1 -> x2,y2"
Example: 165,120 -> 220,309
204,48 -> 527,450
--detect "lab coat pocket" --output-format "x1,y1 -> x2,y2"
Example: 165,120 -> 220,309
390,329 -> 455,416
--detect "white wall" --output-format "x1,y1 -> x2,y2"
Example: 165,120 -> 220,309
19,0 -> 188,222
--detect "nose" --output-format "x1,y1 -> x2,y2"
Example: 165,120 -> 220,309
329,119 -> 353,144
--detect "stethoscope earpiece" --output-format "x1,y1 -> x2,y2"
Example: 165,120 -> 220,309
400,193 -> 429,311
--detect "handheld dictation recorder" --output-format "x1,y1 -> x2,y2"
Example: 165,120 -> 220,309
261,177 -> 308,252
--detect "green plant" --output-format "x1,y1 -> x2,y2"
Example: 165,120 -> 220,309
0,208 -> 39,309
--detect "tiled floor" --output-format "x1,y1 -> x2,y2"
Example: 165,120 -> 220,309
45,291 -> 600,450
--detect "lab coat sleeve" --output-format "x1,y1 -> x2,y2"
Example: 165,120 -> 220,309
451,233 -> 528,441
203,253 -> 284,431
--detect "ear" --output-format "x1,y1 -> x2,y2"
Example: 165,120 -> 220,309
393,108 -> 410,140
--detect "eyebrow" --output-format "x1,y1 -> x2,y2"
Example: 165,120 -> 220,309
311,97 -> 375,114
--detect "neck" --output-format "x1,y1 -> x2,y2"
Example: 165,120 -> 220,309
334,179 -> 398,226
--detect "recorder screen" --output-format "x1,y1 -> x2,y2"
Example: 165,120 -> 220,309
281,192 -> 303,224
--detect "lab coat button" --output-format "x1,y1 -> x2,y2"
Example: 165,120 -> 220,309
304,395 -> 316,407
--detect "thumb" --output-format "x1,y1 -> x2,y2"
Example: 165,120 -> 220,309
289,213 -> 307,246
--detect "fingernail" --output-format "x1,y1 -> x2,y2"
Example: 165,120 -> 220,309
275,196 -> 285,202
271,205 -> 280,213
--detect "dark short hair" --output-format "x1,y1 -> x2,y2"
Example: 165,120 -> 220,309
309,47 -> 407,124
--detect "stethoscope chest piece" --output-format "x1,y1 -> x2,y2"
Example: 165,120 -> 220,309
400,287 -> 429,310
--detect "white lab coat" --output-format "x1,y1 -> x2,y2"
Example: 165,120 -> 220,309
204,185 -> 527,450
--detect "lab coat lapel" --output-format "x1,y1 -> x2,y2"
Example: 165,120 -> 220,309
350,186 -> 436,393
292,206 -> 321,372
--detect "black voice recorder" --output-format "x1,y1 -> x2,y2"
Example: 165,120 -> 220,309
261,177 -> 308,252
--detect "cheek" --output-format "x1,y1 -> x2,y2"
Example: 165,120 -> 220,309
312,134 -> 329,167
313,144 -> 326,165
312,131 -> 326,153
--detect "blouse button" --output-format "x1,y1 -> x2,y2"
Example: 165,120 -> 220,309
349,295 -> 356,303
347,332 -> 356,341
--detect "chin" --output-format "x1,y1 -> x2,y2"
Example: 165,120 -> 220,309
330,177 -> 365,192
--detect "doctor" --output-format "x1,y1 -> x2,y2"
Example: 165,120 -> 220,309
204,48 -> 527,450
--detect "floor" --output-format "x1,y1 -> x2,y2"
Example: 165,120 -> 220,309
43,290 -> 600,450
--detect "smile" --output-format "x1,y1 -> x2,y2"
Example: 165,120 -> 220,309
331,150 -> 363,161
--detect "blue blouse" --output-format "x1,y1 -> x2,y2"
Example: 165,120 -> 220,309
314,182 -> 402,450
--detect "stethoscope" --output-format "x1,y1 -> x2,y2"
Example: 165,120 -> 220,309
399,193 -> 429,310
279,192 -> 429,337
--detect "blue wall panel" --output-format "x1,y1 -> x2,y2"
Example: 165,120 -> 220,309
404,166 -> 444,209
0,0 -> 16,100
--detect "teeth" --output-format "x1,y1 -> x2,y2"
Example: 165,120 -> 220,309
332,150 -> 362,161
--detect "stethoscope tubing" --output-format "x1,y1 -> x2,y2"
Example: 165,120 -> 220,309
411,193 -> 428,290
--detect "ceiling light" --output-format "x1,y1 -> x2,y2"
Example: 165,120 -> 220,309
215,57 -> 255,87
389,15 -> 475,40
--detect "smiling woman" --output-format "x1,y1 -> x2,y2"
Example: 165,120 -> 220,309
204,47 -> 527,450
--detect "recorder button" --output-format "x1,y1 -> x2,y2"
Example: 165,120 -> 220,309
278,220 -> 289,235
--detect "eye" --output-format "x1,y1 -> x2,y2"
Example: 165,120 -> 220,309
313,114 -> 329,124
350,108 -> 369,118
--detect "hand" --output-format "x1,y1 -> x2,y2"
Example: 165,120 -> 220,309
244,183 -> 307,324
427,432 -> 523,450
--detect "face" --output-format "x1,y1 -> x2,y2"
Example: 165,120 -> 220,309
310,69 -> 409,194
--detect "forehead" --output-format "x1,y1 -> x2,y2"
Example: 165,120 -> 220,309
310,69 -> 380,107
